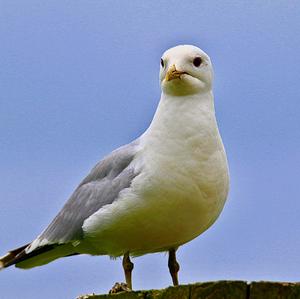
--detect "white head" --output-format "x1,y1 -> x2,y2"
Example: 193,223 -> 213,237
160,45 -> 213,96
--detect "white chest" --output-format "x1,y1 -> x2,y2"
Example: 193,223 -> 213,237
82,92 -> 229,257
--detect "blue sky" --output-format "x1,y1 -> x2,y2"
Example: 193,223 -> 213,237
1,1 -> 300,298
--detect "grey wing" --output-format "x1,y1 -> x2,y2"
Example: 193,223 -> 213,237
35,140 -> 140,246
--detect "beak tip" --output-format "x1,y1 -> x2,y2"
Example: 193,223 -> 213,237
165,65 -> 186,82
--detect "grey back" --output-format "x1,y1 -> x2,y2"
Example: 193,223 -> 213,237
37,140 -> 140,244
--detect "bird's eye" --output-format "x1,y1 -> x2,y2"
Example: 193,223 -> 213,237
193,57 -> 202,67
160,58 -> 164,68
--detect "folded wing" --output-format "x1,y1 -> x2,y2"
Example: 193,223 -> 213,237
0,140 -> 140,269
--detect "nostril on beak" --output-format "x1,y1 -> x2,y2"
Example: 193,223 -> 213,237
165,65 -> 177,81
169,64 -> 176,72
165,64 -> 187,81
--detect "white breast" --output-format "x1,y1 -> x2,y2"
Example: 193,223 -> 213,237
81,91 -> 229,257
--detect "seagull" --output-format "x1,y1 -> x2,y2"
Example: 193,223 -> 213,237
0,45 -> 229,293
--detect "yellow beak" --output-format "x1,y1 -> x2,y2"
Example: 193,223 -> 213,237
165,65 -> 187,81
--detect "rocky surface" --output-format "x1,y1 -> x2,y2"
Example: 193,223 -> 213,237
77,280 -> 300,299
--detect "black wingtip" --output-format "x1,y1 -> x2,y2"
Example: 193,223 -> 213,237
0,243 -> 30,269
0,243 -> 80,269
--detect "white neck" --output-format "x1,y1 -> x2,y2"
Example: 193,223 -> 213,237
144,90 -> 218,142
137,89 -> 228,205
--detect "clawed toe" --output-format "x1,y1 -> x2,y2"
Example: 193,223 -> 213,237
109,282 -> 132,294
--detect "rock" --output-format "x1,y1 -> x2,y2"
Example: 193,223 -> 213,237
249,281 -> 300,299
190,281 -> 248,299
78,280 -> 300,299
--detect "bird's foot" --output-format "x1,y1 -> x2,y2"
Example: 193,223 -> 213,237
109,282 -> 131,294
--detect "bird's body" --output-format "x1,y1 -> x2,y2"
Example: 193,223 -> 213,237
0,45 -> 229,291
79,91 -> 228,257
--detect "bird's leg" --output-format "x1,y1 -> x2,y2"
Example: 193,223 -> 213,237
109,253 -> 133,294
168,248 -> 180,286
122,252 -> 134,290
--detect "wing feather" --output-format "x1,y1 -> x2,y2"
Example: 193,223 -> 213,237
28,140 -> 140,250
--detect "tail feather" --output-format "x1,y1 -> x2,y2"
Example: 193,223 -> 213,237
0,243 -> 79,270
0,244 -> 30,269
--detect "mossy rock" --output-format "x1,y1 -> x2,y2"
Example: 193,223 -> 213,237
249,281 -> 300,299
80,285 -> 189,299
78,280 -> 300,299
190,281 -> 247,299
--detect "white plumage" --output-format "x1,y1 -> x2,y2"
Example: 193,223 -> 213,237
0,45 -> 229,291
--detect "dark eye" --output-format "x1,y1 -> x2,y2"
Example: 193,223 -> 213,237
160,58 -> 164,68
193,57 -> 202,67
